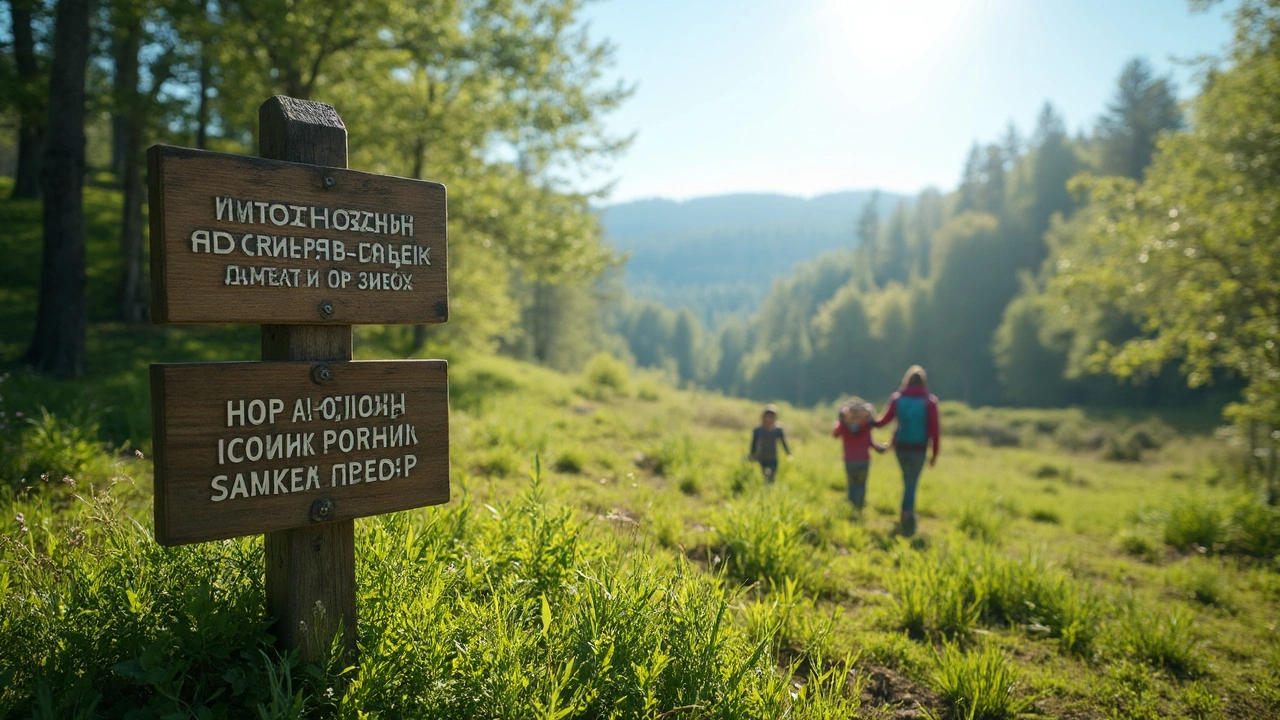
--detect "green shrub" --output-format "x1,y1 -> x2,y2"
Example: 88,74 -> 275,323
1029,508 -> 1061,524
1032,463 -> 1061,479
728,461 -> 755,495
3,407 -> 109,488
1054,422 -> 1109,453
1226,501 -> 1280,559
1163,496 -> 1227,551
1180,681 -> 1223,720
478,447 -> 520,477
717,493 -> 822,592
1127,420 -> 1174,450
958,504 -> 1004,542
582,353 -> 630,395
1118,527 -> 1162,562
890,543 -> 1101,654
891,549 -> 980,639
552,448 -> 585,474
677,474 -> 700,496
449,365 -> 521,413
741,577 -> 838,657
650,514 -> 681,549
1102,432 -> 1145,462
1114,602 -> 1204,677
647,434 -> 696,478
969,422 -> 1022,448
931,642 -> 1032,720
1170,559 -> 1232,608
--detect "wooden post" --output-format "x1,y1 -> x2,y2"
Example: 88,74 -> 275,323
258,96 -> 357,663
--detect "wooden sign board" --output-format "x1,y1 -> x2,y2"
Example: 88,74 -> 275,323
147,144 -> 448,325
151,360 -> 448,545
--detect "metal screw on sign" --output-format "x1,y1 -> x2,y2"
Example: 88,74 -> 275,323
310,498 -> 335,523
319,300 -> 335,318
324,175 -> 336,189
311,364 -> 334,385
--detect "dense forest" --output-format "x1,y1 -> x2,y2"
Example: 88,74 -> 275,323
607,57 -> 1239,414
0,0 -> 630,371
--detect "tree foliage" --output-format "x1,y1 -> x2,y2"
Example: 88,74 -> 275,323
4,0 -> 630,368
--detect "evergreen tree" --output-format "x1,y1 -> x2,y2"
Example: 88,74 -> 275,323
1026,102 -> 1080,267
671,308 -> 705,385
925,213 -> 1019,404
955,142 -> 984,214
993,274 -> 1069,406
854,191 -> 881,282
712,317 -> 750,394
879,203 -> 911,285
909,187 -> 946,278
811,283 -> 874,402
1095,57 -> 1182,180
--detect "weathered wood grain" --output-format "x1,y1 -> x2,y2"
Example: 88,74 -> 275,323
147,144 -> 448,325
257,96 -> 362,665
150,360 -> 449,546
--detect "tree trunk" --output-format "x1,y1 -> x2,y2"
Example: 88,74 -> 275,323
118,123 -> 147,322
409,136 -> 428,351
12,122 -> 45,200
115,17 -> 147,322
24,0 -> 93,377
195,51 -> 210,149
9,0 -> 44,199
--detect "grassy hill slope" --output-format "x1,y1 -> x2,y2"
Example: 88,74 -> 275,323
1,183 -> 1279,718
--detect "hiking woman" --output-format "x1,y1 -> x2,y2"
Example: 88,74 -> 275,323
874,365 -> 941,535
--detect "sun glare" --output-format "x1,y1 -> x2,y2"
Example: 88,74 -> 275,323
817,0 -> 977,72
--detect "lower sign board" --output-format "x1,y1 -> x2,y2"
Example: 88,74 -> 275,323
150,360 -> 448,546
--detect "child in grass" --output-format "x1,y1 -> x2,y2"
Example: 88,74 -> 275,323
749,404 -> 791,483
832,398 -> 887,511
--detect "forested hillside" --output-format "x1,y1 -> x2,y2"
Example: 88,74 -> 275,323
609,57 -> 1244,422
601,191 -> 903,325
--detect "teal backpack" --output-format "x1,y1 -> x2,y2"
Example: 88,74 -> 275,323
896,395 -> 929,446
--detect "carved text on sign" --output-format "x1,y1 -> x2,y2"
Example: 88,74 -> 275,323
150,361 -> 449,545
148,144 -> 448,324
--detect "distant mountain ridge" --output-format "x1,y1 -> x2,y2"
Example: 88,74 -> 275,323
600,190 -> 906,323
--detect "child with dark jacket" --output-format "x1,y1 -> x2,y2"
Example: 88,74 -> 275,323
832,399 -> 887,510
749,404 -> 791,483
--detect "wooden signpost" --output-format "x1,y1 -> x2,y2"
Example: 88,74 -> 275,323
147,96 -> 449,662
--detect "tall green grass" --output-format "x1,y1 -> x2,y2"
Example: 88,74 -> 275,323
1,467 -> 860,717
930,642 -> 1032,720
716,490 -> 827,593
1109,600 -> 1204,677
1125,493 -> 1280,562
890,541 -> 1101,655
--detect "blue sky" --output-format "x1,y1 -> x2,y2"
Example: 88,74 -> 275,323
582,0 -> 1238,202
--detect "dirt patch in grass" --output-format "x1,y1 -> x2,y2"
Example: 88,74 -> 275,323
857,664 -> 940,719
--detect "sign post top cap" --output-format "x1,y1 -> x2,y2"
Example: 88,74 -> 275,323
259,96 -> 346,131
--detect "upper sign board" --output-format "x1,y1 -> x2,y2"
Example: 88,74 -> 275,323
147,144 -> 448,325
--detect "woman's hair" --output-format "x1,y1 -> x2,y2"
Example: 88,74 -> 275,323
902,365 -> 927,387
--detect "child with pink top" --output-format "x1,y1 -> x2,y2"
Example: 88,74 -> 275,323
832,398 -> 887,510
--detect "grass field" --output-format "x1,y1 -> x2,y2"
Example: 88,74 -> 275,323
2,181 -> 1280,718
